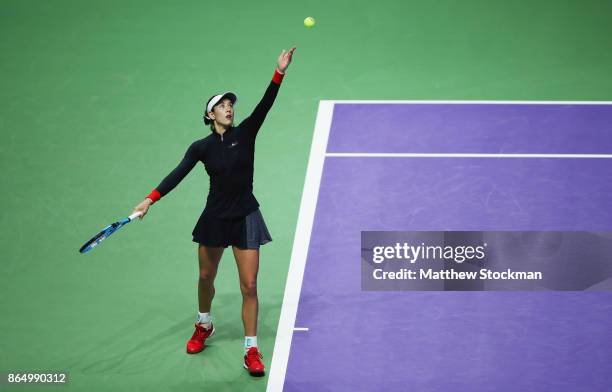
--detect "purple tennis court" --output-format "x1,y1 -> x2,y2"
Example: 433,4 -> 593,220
268,101 -> 612,392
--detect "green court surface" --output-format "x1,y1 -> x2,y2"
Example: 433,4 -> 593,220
1,0 -> 610,391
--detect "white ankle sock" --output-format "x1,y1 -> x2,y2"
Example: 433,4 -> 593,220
245,336 -> 257,353
197,312 -> 212,327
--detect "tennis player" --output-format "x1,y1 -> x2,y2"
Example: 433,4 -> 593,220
131,46 -> 296,376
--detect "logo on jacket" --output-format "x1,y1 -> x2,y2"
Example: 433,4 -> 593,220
229,141 -> 238,148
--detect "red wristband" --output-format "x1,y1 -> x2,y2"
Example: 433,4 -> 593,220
272,68 -> 285,85
146,189 -> 161,204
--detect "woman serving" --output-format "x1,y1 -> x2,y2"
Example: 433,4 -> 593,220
132,46 -> 296,377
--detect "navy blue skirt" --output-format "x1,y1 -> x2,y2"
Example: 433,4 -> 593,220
192,209 -> 272,249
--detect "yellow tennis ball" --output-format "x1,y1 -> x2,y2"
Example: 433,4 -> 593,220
304,16 -> 315,28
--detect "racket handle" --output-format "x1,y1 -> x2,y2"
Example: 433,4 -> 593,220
128,211 -> 143,221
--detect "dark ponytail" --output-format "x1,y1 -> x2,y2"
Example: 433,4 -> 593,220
203,113 -> 216,132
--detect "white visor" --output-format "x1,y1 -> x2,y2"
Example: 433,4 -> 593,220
206,92 -> 237,114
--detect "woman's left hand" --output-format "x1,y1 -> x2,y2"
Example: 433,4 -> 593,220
277,46 -> 296,73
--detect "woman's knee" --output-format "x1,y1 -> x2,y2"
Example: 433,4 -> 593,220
199,268 -> 217,282
240,280 -> 258,297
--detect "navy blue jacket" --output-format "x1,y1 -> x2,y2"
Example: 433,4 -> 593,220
148,69 -> 285,218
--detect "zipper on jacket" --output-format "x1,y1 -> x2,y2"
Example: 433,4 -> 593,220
220,132 -> 227,170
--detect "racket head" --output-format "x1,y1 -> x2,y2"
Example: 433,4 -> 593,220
79,219 -> 128,254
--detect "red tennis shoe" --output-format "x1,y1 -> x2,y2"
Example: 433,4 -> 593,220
186,323 -> 215,354
244,347 -> 265,376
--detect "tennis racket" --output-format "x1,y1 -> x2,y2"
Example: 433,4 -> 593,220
79,211 -> 143,254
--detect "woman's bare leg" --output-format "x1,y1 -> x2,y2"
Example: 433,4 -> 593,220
197,245 -> 224,313
232,246 -> 260,336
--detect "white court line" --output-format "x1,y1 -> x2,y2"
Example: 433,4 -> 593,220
326,153 -> 612,159
327,100 -> 612,105
266,100 -> 612,391
293,328 -> 309,332
266,101 -> 334,392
